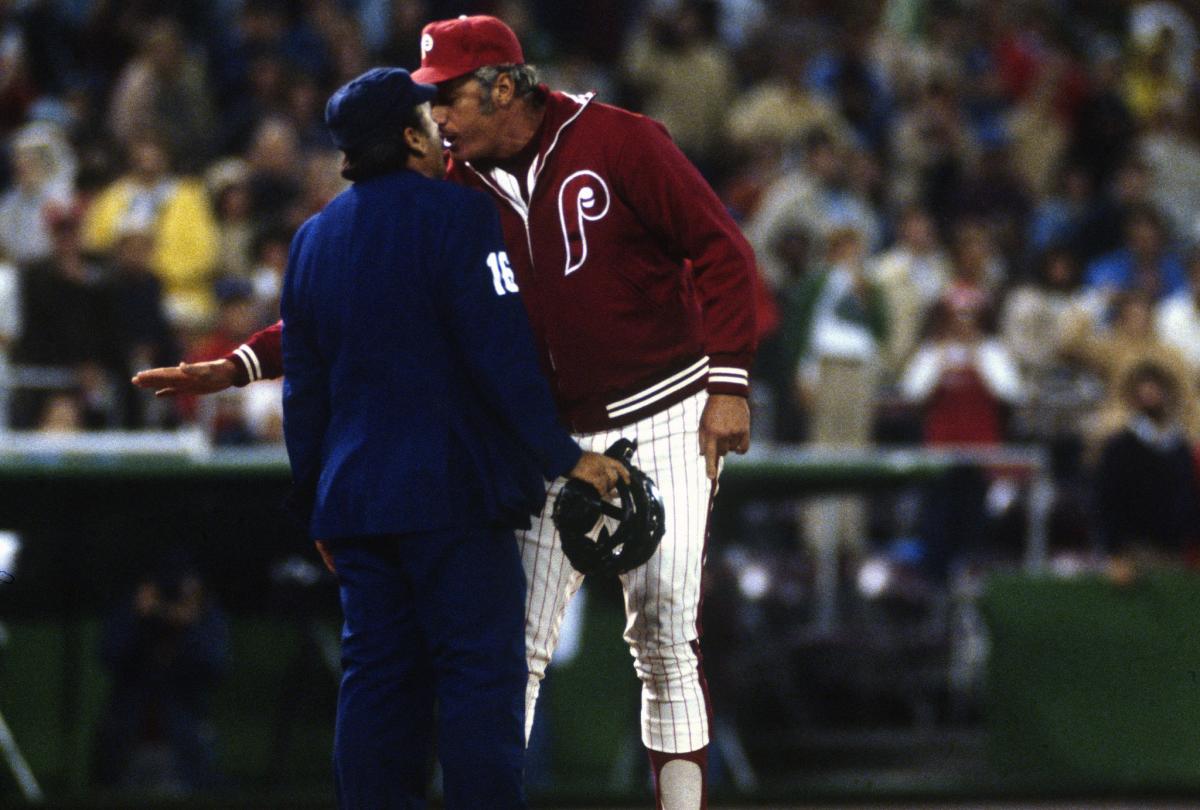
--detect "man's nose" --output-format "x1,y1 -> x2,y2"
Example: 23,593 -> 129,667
430,104 -> 448,125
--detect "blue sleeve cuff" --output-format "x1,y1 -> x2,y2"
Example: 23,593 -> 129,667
544,433 -> 583,481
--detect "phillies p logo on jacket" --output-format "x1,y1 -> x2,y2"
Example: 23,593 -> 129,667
558,169 -> 610,275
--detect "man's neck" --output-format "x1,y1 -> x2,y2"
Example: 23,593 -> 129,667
490,99 -> 547,164
132,172 -> 163,188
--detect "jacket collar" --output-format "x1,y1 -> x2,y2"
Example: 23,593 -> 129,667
463,88 -> 595,219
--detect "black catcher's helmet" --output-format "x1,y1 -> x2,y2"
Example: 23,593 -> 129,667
552,438 -> 666,577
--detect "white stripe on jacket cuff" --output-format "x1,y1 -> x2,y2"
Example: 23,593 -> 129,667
708,366 -> 749,389
233,345 -> 262,382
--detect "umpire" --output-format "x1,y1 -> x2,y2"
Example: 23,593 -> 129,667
281,67 -> 626,809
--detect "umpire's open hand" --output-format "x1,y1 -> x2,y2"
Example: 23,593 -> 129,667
699,394 -> 750,480
568,450 -> 631,497
132,359 -> 238,397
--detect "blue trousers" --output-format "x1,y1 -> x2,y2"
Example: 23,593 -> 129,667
327,527 -> 528,809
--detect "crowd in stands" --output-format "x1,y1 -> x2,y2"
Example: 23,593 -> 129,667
3,0 -> 1200,555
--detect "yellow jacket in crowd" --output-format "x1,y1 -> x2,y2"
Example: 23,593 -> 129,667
83,177 -> 220,324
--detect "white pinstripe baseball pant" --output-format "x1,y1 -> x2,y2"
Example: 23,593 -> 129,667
519,391 -> 714,754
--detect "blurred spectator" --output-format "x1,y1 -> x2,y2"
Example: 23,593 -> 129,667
1007,57 -> 1071,201
798,227 -> 888,445
946,218 -> 1005,306
807,13 -> 894,152
948,137 -> 1031,267
108,223 -> 179,429
888,78 -> 978,220
1138,104 -> 1200,242
208,0 -> 295,107
1062,289 -> 1200,447
244,116 -> 304,230
292,151 -> 345,228
622,0 -> 734,171
874,0 -> 964,100
216,48 -> 289,156
1002,249 -> 1092,374
1068,45 -> 1137,191
717,140 -> 785,224
247,225 -> 293,323
284,70 -> 335,153
1094,360 -> 1200,559
1025,164 -> 1100,261
1083,204 -> 1187,302
10,211 -> 119,429
746,129 -> 881,289
25,92 -> 86,144
0,121 -> 77,264
82,130 -> 220,326
1156,246 -> 1200,373
900,297 -> 1022,446
107,17 -> 215,169
205,158 -> 254,279
752,224 -> 814,442
0,1 -> 35,132
799,227 -> 888,563
1122,31 -> 1187,124
373,0 -> 430,67
93,550 -> 229,794
1074,157 -> 1157,264
966,0 -> 1013,95
726,44 -> 850,152
710,0 -> 767,51
1130,1 -> 1198,88
870,205 -> 952,377
320,6 -> 371,89
1001,248 -> 1103,439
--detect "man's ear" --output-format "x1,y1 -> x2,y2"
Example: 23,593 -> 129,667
404,126 -> 427,155
492,72 -> 517,108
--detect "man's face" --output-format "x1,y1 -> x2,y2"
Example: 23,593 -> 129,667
130,141 -> 168,179
1132,373 -> 1172,423
410,104 -> 447,179
430,76 -> 502,162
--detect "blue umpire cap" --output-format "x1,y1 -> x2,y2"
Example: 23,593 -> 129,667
325,67 -> 438,152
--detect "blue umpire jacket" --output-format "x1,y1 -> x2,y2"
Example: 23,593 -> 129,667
281,169 -> 582,539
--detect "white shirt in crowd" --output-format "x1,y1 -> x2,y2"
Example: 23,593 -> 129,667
900,340 -> 1025,405
1156,291 -> 1200,372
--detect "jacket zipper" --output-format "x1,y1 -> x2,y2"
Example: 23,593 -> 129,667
520,209 -> 556,373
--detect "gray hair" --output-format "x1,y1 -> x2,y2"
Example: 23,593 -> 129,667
471,64 -> 541,112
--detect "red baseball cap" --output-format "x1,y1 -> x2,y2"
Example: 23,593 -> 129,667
411,15 -> 525,85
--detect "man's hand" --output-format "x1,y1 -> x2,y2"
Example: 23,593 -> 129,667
567,450 -> 631,497
131,359 -> 238,397
699,394 -> 750,480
